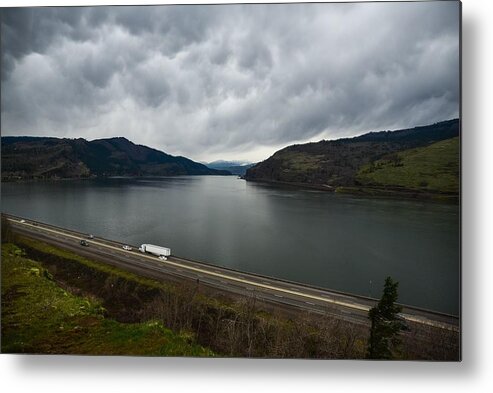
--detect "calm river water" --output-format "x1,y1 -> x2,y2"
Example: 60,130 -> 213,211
1,176 -> 460,314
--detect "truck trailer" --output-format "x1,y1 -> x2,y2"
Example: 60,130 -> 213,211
139,244 -> 171,260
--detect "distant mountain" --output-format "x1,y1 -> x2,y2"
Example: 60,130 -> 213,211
206,160 -> 255,176
207,160 -> 252,168
1,136 -> 230,181
245,119 -> 460,198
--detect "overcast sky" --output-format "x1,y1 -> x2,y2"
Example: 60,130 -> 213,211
1,1 -> 460,163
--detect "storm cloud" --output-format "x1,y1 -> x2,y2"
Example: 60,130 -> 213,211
1,2 -> 460,162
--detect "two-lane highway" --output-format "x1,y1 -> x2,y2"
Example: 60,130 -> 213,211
4,214 -> 459,331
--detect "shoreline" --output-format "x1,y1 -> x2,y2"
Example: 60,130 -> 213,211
242,177 -> 459,203
1,173 -> 236,183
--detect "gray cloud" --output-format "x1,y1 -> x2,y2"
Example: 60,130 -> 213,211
1,2 -> 460,162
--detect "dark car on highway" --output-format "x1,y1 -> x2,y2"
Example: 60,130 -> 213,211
80,240 -> 89,246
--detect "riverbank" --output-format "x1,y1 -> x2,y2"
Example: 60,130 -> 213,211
1,226 -> 459,359
334,185 -> 459,203
243,177 -> 459,202
1,173 -> 237,183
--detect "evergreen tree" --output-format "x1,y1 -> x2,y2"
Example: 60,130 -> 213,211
367,276 -> 405,359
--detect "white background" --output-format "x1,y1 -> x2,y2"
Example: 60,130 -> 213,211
0,0 -> 491,392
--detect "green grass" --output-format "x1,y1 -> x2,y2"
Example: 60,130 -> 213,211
1,243 -> 214,356
356,137 -> 459,194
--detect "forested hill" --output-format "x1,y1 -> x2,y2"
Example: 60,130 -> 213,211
1,136 -> 230,181
245,119 -> 460,198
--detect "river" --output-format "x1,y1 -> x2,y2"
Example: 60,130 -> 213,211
1,176 -> 460,315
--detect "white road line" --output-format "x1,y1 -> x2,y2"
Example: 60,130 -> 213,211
305,301 -> 316,306
9,218 -> 459,331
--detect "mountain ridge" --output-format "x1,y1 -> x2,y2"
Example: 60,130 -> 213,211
1,136 -> 230,181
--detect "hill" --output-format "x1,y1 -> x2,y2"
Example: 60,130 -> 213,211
1,136 -> 230,181
245,119 -> 459,198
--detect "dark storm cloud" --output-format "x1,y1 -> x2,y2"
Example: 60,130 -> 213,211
1,2 -> 460,162
1,7 -> 102,79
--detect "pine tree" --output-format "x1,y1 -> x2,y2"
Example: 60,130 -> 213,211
367,276 -> 405,359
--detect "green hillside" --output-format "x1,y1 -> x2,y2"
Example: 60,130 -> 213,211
356,137 -> 459,194
245,119 -> 459,199
245,119 -> 459,190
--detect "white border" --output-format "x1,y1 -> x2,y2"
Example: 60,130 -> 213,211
2,0 -> 492,392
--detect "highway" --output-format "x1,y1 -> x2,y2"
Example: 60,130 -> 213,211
4,214 -> 459,331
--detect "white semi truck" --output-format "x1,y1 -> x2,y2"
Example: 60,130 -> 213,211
139,244 -> 171,260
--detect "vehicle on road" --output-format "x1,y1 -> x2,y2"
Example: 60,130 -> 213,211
139,244 -> 171,258
87,234 -> 94,239
80,240 -> 89,246
122,245 -> 132,251
20,219 -> 26,223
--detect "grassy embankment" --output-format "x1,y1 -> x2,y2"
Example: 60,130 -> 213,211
338,137 -> 459,200
1,235 -> 371,358
1,243 -> 213,356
